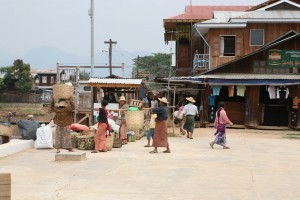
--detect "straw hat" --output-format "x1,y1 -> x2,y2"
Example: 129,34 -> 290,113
158,97 -> 169,104
186,97 -> 196,103
119,96 -> 126,102
27,115 -> 34,120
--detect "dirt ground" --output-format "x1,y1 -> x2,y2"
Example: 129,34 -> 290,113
1,127 -> 300,200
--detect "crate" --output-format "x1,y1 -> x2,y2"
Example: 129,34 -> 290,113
113,138 -> 122,148
0,173 -> 11,200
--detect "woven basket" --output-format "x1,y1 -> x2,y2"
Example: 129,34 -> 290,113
53,84 -> 74,100
106,135 -> 114,151
77,135 -> 95,150
125,110 -> 144,130
82,129 -> 95,136
0,125 -> 13,137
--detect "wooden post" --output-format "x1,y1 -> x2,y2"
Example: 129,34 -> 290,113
0,173 -> 11,200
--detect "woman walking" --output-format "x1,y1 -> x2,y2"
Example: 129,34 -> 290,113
182,97 -> 199,139
209,102 -> 233,149
92,100 -> 110,153
149,97 -> 171,154
51,98 -> 75,153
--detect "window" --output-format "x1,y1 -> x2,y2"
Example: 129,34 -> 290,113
50,76 -> 54,84
42,76 -> 47,84
250,29 -> 264,46
220,36 -> 235,56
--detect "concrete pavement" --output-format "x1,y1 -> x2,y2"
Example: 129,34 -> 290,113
0,127 -> 300,200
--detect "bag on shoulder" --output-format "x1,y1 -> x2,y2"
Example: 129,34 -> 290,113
216,124 -> 226,135
174,117 -> 180,125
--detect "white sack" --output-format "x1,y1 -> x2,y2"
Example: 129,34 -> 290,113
35,124 -> 53,149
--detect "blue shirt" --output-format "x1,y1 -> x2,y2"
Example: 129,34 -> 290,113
208,95 -> 216,106
152,106 -> 168,121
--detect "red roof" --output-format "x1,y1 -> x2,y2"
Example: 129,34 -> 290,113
165,5 -> 253,21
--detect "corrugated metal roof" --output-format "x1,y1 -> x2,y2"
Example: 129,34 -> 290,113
196,73 -> 300,80
88,78 -> 143,85
230,11 -> 300,21
31,69 -> 57,74
165,6 -> 251,21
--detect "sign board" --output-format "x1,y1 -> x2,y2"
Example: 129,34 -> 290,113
268,49 -> 300,68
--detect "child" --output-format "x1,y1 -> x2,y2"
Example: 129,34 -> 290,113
144,113 -> 157,147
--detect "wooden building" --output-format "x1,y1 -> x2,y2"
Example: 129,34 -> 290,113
198,33 -> 300,129
31,69 -> 57,91
163,5 -> 251,76
168,0 -> 300,129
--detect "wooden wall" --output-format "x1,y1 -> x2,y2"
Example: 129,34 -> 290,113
208,23 -> 300,68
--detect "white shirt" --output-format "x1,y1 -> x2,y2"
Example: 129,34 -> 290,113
183,103 -> 198,116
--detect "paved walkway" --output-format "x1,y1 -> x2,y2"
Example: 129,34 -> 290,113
0,127 -> 300,200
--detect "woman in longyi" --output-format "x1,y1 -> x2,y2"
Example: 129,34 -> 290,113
51,98 -> 75,153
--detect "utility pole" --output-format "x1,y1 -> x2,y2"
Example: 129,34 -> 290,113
89,0 -> 94,77
104,39 -> 117,76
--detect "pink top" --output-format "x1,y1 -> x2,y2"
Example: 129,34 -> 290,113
176,106 -> 184,117
214,109 -> 232,128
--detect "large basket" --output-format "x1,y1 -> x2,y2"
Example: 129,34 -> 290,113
106,135 -> 114,151
0,124 -> 13,137
76,134 -> 114,151
124,110 -> 144,130
53,84 -> 74,100
77,135 -> 94,150
82,129 -> 95,136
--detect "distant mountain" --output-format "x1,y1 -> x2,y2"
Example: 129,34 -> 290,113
0,46 -> 152,78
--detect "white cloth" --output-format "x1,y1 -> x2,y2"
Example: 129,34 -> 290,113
151,100 -> 158,108
268,86 -> 276,99
237,86 -> 246,97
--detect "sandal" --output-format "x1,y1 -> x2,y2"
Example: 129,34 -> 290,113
68,149 -> 74,152
223,146 -> 230,149
163,150 -> 171,153
190,137 -> 193,139
99,150 -> 107,152
56,150 -> 60,154
209,142 -> 214,149
144,145 -> 151,147
149,150 -> 158,154
91,150 -> 98,153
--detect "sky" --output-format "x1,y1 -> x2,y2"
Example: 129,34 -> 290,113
0,0 -> 265,69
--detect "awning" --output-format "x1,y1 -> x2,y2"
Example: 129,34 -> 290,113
208,79 -> 300,86
198,73 -> 300,86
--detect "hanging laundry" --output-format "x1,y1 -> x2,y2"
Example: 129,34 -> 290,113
212,86 -> 222,96
268,86 -> 276,99
236,86 -> 246,97
228,85 -> 235,97
208,95 -> 216,106
276,86 -> 289,99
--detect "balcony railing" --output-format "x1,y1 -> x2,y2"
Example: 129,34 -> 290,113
193,54 -> 209,69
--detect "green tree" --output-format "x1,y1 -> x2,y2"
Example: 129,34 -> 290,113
0,78 -> 4,90
80,70 -> 91,80
0,59 -> 31,93
132,53 -> 172,79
